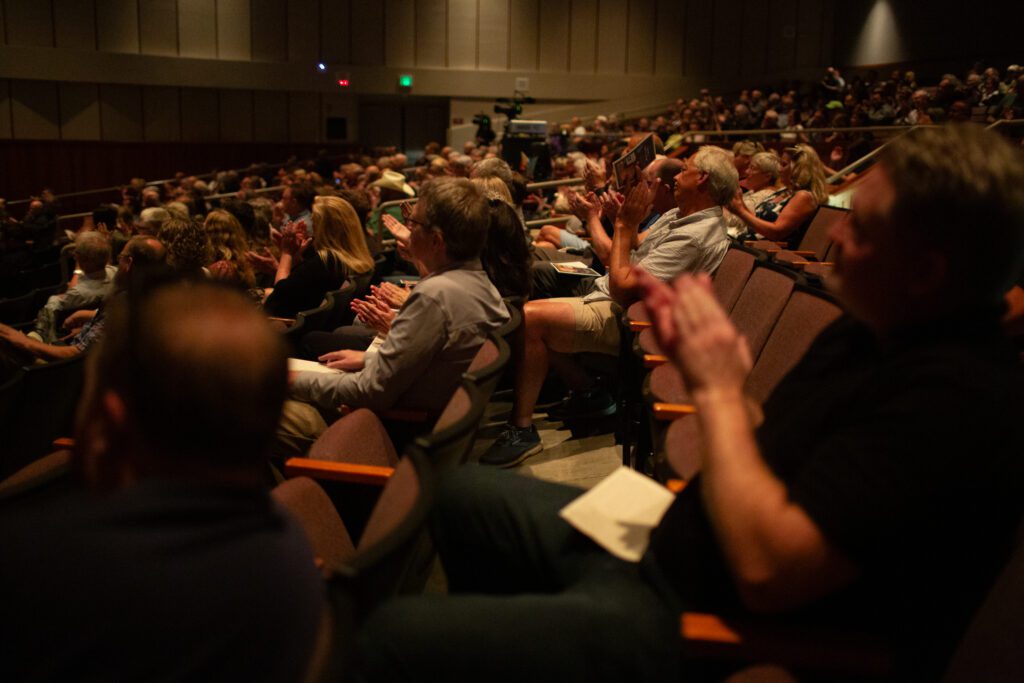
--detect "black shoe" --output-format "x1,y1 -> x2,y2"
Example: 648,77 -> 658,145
546,389 -> 616,421
479,424 -> 542,468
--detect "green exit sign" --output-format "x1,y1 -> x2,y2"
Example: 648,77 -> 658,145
399,74 -> 413,87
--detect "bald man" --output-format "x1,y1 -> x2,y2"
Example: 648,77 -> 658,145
1,281 -> 325,681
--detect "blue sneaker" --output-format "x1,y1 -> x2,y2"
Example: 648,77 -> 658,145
479,424 -> 542,468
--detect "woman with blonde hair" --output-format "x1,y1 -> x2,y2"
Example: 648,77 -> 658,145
263,195 -> 374,318
729,143 -> 829,249
204,209 -> 256,288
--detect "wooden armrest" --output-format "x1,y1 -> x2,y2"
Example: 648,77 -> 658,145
680,612 -> 893,676
789,250 -> 816,257
284,458 -> 394,486
267,316 -> 296,326
665,479 -> 687,494
743,240 -> 783,253
53,437 -> 75,450
652,402 -> 697,420
629,320 -> 652,332
644,354 -> 668,368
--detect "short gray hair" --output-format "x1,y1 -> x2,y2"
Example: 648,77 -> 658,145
418,178 -> 489,262
139,207 -> 171,233
74,231 -> 111,273
471,157 -> 513,185
692,146 -> 740,206
748,152 -> 781,182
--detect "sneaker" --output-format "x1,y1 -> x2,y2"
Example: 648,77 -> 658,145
479,424 -> 542,468
546,389 -> 616,421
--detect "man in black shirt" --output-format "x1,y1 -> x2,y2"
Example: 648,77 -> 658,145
0,281 -> 325,682
356,125 -> 1024,681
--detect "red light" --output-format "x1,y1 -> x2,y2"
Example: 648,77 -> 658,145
337,79 -> 350,87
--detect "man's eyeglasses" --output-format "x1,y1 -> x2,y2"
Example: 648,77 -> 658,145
400,201 -> 429,231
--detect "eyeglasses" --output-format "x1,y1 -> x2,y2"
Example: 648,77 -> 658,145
400,201 -> 429,231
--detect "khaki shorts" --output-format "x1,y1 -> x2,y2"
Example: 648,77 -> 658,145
550,297 -> 623,355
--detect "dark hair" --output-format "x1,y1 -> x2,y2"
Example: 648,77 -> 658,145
482,200 -> 531,298
87,280 -> 288,465
882,124 -> 1024,304
288,184 -> 317,211
92,203 -> 119,228
337,188 -> 372,227
221,198 -> 256,235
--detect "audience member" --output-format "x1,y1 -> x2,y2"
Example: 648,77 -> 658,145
276,178 -> 509,457
354,122 -> 1024,683
0,280 -> 324,681
30,231 -> 116,343
482,147 -> 737,466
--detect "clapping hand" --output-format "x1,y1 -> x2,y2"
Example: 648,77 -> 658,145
370,281 -> 411,309
279,228 -> 312,258
599,190 -> 623,223
246,248 -> 279,275
566,189 -> 600,222
616,179 -> 657,231
351,295 -> 396,336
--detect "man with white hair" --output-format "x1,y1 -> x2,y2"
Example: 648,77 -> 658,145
136,206 -> 170,236
482,146 -> 738,466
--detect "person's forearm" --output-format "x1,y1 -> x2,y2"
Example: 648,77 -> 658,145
736,208 -> 796,242
586,216 -> 612,264
694,386 -> 836,611
608,219 -> 638,305
14,333 -> 80,361
274,253 -> 293,284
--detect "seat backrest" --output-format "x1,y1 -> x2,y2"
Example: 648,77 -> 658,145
416,381 -> 486,468
744,287 -> 843,403
348,447 -> 435,605
271,477 -> 357,571
796,206 -> 848,261
3,354 -> 86,479
464,333 -> 510,406
0,291 -> 37,325
712,246 -> 759,314
324,280 -> 360,331
308,407 -> 400,468
728,263 -> 798,362
943,535 -> 1024,682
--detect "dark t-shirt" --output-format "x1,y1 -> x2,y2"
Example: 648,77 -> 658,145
264,251 -> 351,319
0,480 -> 325,682
648,311 -> 1024,677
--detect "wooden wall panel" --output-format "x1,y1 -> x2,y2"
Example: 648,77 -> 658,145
138,0 -> 179,57
537,0 -> 568,72
217,0 -> 252,60
99,84 -> 143,141
288,0 -> 320,63
253,90 -> 288,142
319,0 -> 350,63
58,83 -> 101,140
142,86 -> 181,142
415,0 -> 447,68
5,2 -> 52,48
596,0 -> 627,74
627,0 -> 657,74
477,0 -> 509,70
251,0 -> 289,63
0,81 -> 12,139
180,87 -> 219,141
767,0 -> 797,73
95,0 -> 140,54
569,0 -> 597,74
740,2 -> 769,79
796,0 -> 823,68
53,0 -> 96,50
11,80 -> 59,139
219,90 -> 253,142
711,0 -> 741,78
448,0 -> 477,69
509,0 -> 538,71
655,0 -> 684,76
177,0 -> 217,59
683,0 -> 712,77
288,91 -> 320,142
385,0 -> 416,68
350,2 -> 384,66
